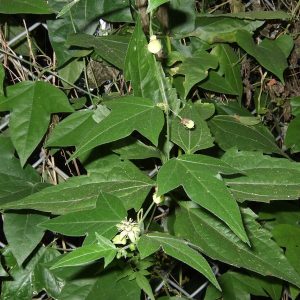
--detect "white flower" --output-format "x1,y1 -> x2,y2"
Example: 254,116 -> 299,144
112,234 -> 127,245
147,35 -> 162,54
115,218 -> 141,243
181,118 -> 195,129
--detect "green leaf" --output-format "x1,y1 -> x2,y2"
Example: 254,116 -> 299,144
189,16 -> 264,43
157,154 -> 248,243
211,11 -> 290,20
272,224 -> 300,275
39,192 -> 126,238
177,49 -> 218,98
222,149 -> 300,202
215,271 -> 283,300
0,81 -> 74,166
138,232 -> 221,290
200,44 -> 243,99
1,155 -> 153,213
58,268 -> 141,300
70,96 -> 164,159
47,0 -> 131,66
56,0 -> 80,18
125,19 -> 179,112
0,136 -> 49,205
0,0 -> 53,14
0,261 -> 8,277
1,246 -> 60,300
147,0 -> 170,13
285,116 -> 300,153
51,235 -> 116,269
174,202 -> 300,288
259,202 -> 300,230
67,34 -> 130,70
4,212 -> 48,266
208,115 -> 282,155
0,64 -> 4,96
170,102 -> 214,153
32,248 -> 63,299
236,31 -> 292,82
111,137 -> 161,160
135,272 -> 155,300
58,58 -> 84,89
290,96 -> 300,116
168,0 -> 196,34
46,110 -> 96,147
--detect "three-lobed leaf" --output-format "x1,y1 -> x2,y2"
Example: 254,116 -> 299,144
170,102 -> 214,153
157,154 -> 249,243
0,81 -> 74,166
200,44 -> 243,100
70,96 -> 164,159
177,49 -> 218,98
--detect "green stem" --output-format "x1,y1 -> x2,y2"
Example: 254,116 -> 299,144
141,201 -> 156,223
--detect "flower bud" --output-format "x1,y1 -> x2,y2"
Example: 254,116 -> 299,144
181,118 -> 195,129
152,187 -> 165,204
148,35 -> 162,54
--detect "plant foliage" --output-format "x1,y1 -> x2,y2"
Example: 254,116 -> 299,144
0,0 -> 300,299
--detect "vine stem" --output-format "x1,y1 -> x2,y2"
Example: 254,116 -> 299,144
141,201 -> 156,224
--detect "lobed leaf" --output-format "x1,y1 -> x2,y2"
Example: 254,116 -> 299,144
170,102 -> 214,153
0,81 -> 74,166
70,96 -> 164,159
174,202 -> 300,288
157,154 -> 249,243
